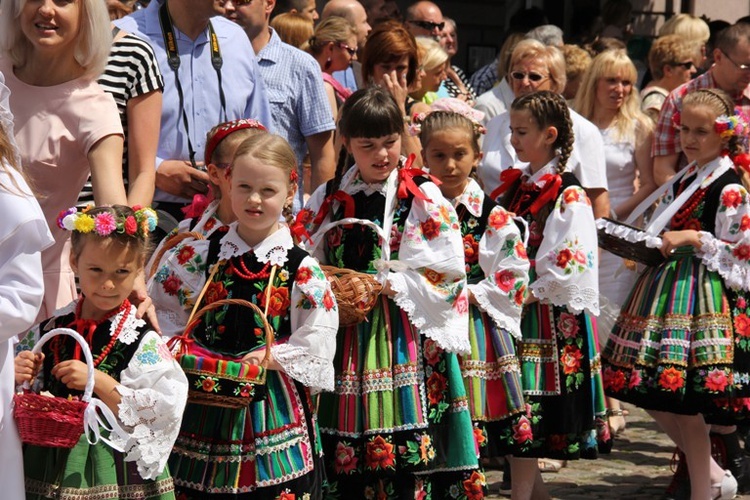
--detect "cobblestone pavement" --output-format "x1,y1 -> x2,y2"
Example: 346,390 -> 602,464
484,405 -> 750,499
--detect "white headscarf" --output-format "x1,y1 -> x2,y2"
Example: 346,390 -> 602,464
0,70 -> 21,169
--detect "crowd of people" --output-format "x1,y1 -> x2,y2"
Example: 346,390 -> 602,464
2,0 -> 750,498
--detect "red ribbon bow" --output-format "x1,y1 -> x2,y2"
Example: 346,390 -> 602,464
528,173 -> 562,216
397,154 -> 441,201
489,168 -> 524,201
312,190 -> 356,226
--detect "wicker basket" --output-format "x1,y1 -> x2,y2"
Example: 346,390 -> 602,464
170,298 -> 275,409
14,328 -> 95,448
597,218 -> 665,267
321,265 -> 382,326
148,231 -> 205,279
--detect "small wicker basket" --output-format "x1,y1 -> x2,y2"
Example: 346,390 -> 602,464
321,266 -> 382,326
14,328 -> 95,448
169,298 -> 275,409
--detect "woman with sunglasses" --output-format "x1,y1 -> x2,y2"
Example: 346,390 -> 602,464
479,39 -> 610,221
641,34 -> 698,124
305,16 -> 358,119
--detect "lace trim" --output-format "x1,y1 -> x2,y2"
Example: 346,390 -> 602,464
389,273 -> 471,354
596,218 -> 663,249
218,225 -> 293,266
530,279 -> 599,316
112,382 -> 185,480
697,232 -> 750,292
113,305 -> 146,345
469,284 -> 523,340
271,341 -> 336,393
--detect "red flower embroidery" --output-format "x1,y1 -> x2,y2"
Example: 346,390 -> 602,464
473,426 -> 486,447
705,368 -> 729,392
277,491 -> 295,500
462,470 -> 486,500
463,234 -> 479,264
722,189 -> 743,209
203,217 -> 217,232
176,245 -> 196,265
423,338 -> 442,366
560,345 -> 583,375
334,441 -> 358,474
202,378 -> 216,392
424,268 -> 445,286
260,286 -> 291,317
296,267 -> 313,284
514,285 -> 527,306
734,244 -> 750,261
162,274 -> 182,296
557,312 -> 580,339
735,313 -> 750,337
365,436 -> 395,470
659,367 -> 685,392
421,218 -> 442,240
629,369 -> 642,389
322,289 -> 336,311
204,281 -> 228,304
515,240 -> 528,259
453,292 -> 469,314
494,269 -> 516,293
741,215 -> 750,232
426,372 -> 447,405
738,297 -> 747,309
603,366 -> 626,392
563,189 -> 580,204
512,415 -> 533,443
488,209 -> 510,230
556,248 -> 573,269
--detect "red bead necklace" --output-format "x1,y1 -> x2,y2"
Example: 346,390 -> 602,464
56,299 -> 131,367
229,257 -> 271,280
671,186 -> 707,229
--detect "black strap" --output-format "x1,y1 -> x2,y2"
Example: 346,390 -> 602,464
158,2 -> 227,168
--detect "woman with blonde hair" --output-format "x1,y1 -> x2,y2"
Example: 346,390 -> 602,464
410,36 -> 448,104
573,48 -> 656,436
658,13 -> 710,70
306,15 -> 358,118
272,11 -> 314,49
0,0 -> 127,319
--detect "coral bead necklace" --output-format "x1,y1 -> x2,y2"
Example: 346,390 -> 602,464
55,299 -> 131,367
229,257 -> 271,280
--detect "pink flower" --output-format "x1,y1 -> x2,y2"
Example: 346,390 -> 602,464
512,416 -> 533,443
629,369 -> 642,389
94,212 -> 117,236
453,291 -> 468,314
705,368 -> 729,393
737,297 -> 747,310
556,312 -> 580,339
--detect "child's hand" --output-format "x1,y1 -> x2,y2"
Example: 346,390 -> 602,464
51,360 -> 89,391
241,350 -> 279,371
467,289 -> 479,306
660,230 -> 701,257
381,281 -> 397,298
15,351 -> 44,385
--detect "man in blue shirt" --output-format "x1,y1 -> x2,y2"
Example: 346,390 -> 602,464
115,0 -> 272,220
224,0 -> 335,205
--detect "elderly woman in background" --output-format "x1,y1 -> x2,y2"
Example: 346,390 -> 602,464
440,17 -> 476,102
479,39 -> 610,219
410,37 -> 448,104
0,0 -> 127,319
641,34 -> 698,123
271,11 -> 315,49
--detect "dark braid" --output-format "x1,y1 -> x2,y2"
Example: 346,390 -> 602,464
511,90 -> 574,174
327,145 -> 351,198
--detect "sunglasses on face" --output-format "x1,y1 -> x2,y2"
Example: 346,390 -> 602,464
219,0 -> 253,6
510,71 -> 548,82
670,61 -> 695,70
407,19 -> 445,32
338,43 -> 357,56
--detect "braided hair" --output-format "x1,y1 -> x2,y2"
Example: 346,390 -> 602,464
682,88 -> 743,157
510,90 -> 575,175
328,87 -> 403,198
419,111 -> 483,155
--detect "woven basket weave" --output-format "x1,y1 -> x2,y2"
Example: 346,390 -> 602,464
321,266 -> 382,326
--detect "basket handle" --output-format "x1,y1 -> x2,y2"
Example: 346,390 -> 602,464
29,328 -> 95,403
148,231 -> 205,280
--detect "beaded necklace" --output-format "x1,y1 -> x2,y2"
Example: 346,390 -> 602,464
229,257 -> 271,280
56,299 -> 130,367
670,179 -> 707,230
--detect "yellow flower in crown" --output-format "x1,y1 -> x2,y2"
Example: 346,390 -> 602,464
73,213 -> 95,233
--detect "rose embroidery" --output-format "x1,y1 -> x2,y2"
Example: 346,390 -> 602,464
722,189 -> 743,209
736,313 -> 750,338
364,436 -> 395,470
162,274 -> 182,296
560,345 -> 583,375
495,269 -> 516,293
333,441 -> 358,474
659,366 -> 685,392
426,372 -> 447,405
203,281 -> 228,304
261,286 -> 291,317
176,245 -> 196,265
488,209 -> 510,230
420,218 -> 441,240
705,368 -> 729,393
557,312 -> 580,339
512,415 -> 533,443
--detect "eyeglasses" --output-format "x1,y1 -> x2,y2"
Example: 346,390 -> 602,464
219,0 -> 253,5
407,19 -> 445,32
670,61 -> 695,70
721,50 -> 750,71
338,43 -> 357,57
510,71 -> 548,83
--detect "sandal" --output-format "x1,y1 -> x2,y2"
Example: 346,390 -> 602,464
538,459 -> 565,473
607,408 -> 627,437
712,470 -> 738,500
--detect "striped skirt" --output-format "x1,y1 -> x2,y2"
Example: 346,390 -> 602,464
317,296 -> 483,499
169,371 -> 324,498
459,305 -> 525,458
601,251 -> 750,422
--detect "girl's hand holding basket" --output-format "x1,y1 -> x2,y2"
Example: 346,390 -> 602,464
14,351 -> 44,385
52,360 -> 90,392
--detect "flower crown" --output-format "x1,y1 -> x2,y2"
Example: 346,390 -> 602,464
672,108 -> 750,139
57,205 -> 158,238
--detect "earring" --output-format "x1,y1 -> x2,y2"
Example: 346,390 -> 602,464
324,57 -> 332,70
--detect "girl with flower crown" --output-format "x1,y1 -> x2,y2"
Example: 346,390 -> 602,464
14,205 -> 188,499
601,88 -> 750,500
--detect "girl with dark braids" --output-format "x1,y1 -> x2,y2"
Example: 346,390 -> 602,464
602,88 -> 750,500
493,90 -> 609,500
300,87 -> 481,498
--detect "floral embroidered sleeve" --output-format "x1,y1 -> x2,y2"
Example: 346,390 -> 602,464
297,184 -> 329,260
531,186 -> 600,315
388,181 -> 470,354
272,256 -> 338,393
147,238 -> 211,338
469,206 -> 530,340
111,330 -> 188,480
697,183 -> 750,292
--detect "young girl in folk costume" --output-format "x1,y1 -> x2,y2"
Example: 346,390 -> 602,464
299,87 -> 481,498
14,205 -> 188,500
148,133 -> 338,498
602,89 -> 750,500
416,107 -> 530,460
492,90 -> 608,500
